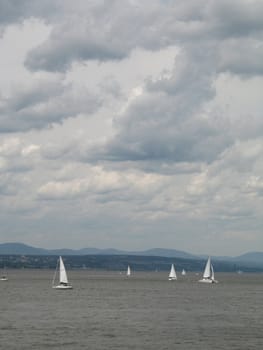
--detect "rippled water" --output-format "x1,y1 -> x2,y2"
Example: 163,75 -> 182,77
1,270 -> 263,349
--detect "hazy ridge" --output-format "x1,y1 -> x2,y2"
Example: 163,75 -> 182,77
0,243 -> 263,269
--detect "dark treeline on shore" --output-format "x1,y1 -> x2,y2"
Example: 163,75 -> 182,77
0,254 -> 262,273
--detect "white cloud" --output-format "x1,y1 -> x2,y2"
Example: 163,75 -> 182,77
37,166 -> 162,200
21,144 -> 40,156
0,137 -> 21,156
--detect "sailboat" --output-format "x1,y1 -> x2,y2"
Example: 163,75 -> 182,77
168,263 -> 177,281
0,267 -> 8,281
181,269 -> 186,276
52,256 -> 73,289
0,273 -> 8,281
198,256 -> 218,283
126,265 -> 131,277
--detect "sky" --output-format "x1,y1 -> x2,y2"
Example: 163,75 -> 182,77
0,0 -> 262,256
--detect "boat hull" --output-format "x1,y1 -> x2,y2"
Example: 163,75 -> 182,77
198,278 -> 218,284
168,277 -> 177,281
52,284 -> 73,290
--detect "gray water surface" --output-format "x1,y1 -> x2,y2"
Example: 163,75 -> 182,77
1,270 -> 263,349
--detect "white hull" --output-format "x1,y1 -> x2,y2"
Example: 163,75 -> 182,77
0,277 -> 8,281
53,284 -> 73,290
168,277 -> 177,281
198,278 -> 218,284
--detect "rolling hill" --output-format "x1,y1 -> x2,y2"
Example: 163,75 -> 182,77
0,242 -> 263,270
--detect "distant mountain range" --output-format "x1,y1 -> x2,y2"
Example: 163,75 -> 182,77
0,242 -> 263,265
0,243 -> 196,259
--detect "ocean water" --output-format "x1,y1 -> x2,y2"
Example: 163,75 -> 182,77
1,270 -> 263,349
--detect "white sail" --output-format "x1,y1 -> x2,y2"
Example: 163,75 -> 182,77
52,256 -> 72,289
203,256 -> 212,279
199,256 -> 218,283
168,264 -> 177,280
211,264 -> 215,281
181,269 -> 186,276
127,265 -> 131,276
59,256 -> 69,284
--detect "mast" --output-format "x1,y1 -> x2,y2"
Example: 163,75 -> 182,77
52,258 -> 59,286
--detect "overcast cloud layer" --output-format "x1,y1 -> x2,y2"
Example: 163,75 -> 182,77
0,0 -> 262,255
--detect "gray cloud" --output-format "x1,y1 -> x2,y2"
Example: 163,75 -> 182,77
92,113 -> 232,167
83,48 -> 230,168
218,39 -> 263,76
208,0 -> 263,38
0,0 -> 262,254
24,1 -> 170,72
22,0 -> 263,77
0,0 -> 58,29
0,78 -> 101,132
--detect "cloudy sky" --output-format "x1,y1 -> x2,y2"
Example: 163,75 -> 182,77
0,0 -> 262,255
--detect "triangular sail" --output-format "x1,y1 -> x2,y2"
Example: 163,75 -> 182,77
199,256 -> 218,283
127,265 -> 131,276
59,256 -> 69,284
169,264 -> 177,279
203,256 -> 211,278
211,264 -> 215,280
52,256 -> 72,289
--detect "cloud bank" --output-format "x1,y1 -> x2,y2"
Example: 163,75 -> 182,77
0,0 -> 262,255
